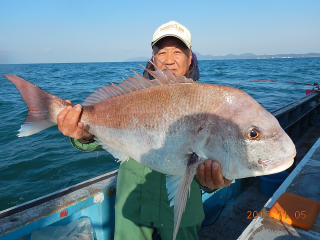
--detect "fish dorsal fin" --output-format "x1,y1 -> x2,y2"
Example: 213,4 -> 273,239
82,60 -> 194,106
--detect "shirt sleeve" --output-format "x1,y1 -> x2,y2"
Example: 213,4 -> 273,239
70,138 -> 105,152
194,176 -> 218,193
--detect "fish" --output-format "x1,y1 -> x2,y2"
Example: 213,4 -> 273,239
3,62 -> 296,240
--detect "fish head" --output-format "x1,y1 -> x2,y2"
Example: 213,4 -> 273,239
202,87 -> 296,180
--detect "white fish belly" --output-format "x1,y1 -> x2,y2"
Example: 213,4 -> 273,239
91,125 -> 197,176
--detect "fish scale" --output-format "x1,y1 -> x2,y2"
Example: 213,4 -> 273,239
3,64 -> 295,240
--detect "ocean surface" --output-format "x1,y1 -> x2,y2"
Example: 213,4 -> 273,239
0,58 -> 319,212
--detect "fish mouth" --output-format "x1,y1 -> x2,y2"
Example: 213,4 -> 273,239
260,152 -> 295,175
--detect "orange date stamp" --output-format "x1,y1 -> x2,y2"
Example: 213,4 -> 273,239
247,211 -> 307,220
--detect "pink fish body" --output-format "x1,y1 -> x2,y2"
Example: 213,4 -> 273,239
3,65 -> 295,240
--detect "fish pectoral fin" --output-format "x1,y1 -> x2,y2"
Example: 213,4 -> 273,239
95,138 -> 129,163
166,153 -> 201,240
166,175 -> 182,207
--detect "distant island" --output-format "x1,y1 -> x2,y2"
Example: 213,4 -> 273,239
124,52 -> 320,62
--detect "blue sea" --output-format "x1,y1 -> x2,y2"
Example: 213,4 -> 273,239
0,58 -> 319,212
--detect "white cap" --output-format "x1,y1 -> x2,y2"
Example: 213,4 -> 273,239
151,21 -> 192,49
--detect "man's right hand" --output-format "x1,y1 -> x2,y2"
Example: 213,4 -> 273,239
57,100 -> 94,141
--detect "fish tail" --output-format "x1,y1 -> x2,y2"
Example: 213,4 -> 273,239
3,74 -> 71,137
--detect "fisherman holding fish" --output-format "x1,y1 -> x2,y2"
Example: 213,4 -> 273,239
5,19 -> 296,240
57,21 -> 232,239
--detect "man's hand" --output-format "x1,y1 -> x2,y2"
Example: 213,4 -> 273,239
57,100 -> 94,141
197,159 -> 232,189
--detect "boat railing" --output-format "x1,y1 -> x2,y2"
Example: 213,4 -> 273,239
272,91 -> 320,143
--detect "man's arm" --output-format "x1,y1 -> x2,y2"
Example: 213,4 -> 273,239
57,100 -> 103,152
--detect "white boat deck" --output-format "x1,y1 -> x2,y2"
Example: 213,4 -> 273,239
199,136 -> 320,240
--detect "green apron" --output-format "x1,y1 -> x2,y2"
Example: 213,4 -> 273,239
115,158 -> 204,228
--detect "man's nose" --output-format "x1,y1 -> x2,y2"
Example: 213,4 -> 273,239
162,53 -> 175,65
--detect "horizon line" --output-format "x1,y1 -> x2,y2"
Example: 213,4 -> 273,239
1,52 -> 320,65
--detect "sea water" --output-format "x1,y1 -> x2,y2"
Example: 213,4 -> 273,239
0,58 -> 319,211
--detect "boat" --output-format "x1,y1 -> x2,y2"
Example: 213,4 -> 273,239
1,90 -> 320,240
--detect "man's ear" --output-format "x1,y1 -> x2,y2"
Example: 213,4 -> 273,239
189,49 -> 193,66
152,51 -> 154,62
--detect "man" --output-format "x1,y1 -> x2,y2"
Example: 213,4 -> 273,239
57,21 -> 232,240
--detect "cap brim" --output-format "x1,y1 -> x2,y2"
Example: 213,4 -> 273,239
152,34 -> 191,49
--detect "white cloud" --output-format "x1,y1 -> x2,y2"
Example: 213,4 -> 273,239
43,48 -> 51,52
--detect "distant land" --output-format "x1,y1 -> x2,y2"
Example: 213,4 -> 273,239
124,52 -> 320,62
124,56 -> 150,62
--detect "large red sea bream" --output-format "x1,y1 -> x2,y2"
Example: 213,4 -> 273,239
4,62 -> 296,240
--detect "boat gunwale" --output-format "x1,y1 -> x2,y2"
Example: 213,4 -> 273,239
0,169 -> 118,220
271,91 -> 319,117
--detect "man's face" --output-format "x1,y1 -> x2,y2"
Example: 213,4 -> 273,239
152,37 -> 192,76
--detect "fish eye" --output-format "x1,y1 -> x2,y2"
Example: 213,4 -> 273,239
247,128 -> 260,140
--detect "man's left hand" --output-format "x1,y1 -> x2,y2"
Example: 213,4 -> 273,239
197,159 -> 233,189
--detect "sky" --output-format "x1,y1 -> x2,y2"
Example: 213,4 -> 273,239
0,0 -> 319,64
